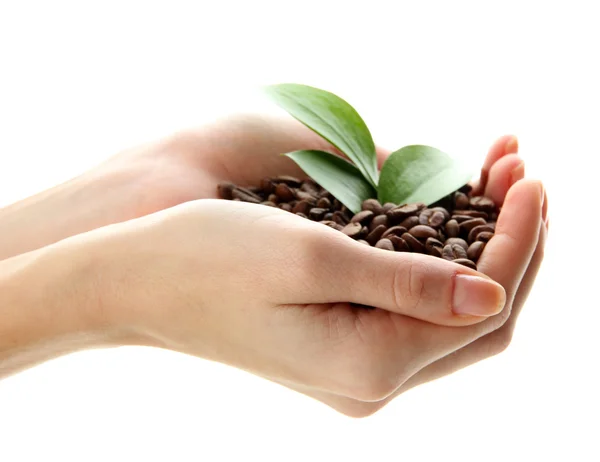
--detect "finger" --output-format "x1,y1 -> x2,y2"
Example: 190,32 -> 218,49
471,135 -> 519,195
290,232 -> 506,327
482,153 -> 524,206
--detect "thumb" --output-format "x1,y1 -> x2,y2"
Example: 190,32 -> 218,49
299,234 -> 506,327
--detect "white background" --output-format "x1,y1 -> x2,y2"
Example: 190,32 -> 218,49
0,1 -> 598,461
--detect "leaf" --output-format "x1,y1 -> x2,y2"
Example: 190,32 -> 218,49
378,145 -> 475,206
285,150 -> 376,214
264,83 -> 379,188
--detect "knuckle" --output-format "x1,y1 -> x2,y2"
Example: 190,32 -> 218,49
393,254 -> 430,312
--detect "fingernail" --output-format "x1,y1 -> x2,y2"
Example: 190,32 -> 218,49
509,161 -> 525,186
505,136 -> 519,154
452,274 -> 506,317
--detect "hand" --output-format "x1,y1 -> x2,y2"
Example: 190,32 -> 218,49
85,197 -> 508,406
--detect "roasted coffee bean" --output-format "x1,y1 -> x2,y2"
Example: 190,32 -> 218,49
357,239 -> 370,246
274,175 -> 302,187
341,222 -> 363,238
429,211 -> 447,228
382,202 -> 397,213
279,203 -> 292,212
468,225 -> 495,243
454,209 -> 489,219
366,224 -> 387,246
332,211 -> 349,226
232,188 -> 261,203
430,207 -> 451,220
295,212 -> 308,219
425,237 -> 444,254
419,209 -> 446,227
389,235 -> 410,252
295,190 -> 317,203
476,231 -> 494,243
292,200 -> 312,215
236,186 -> 262,200
470,196 -> 496,212
300,182 -> 320,195
429,246 -> 443,258
451,214 -> 475,223
332,199 -> 343,210
442,243 -> 468,260
369,214 -> 388,231
217,182 -> 235,200
445,237 -> 469,251
418,209 -> 433,225
321,220 -> 343,231
317,197 -> 331,209
275,183 -> 295,202
387,203 -> 422,223
402,233 -> 426,253
489,212 -> 499,221
267,193 -> 278,203
459,184 -> 473,194
261,201 -> 277,207
362,198 -> 384,215
467,241 -> 485,262
247,186 -> 262,194
318,190 -> 333,200
324,212 -> 333,221
382,225 -> 408,239
454,191 -> 470,209
445,219 -> 459,237
399,216 -> 420,229
309,208 -> 327,221
453,258 -> 478,270
459,218 -> 487,233
438,229 -> 446,242
409,225 -> 438,239
351,210 -> 375,225
375,238 -> 395,251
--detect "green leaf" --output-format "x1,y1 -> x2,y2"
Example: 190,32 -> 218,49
264,83 -> 379,188
378,145 -> 475,206
285,150 -> 376,214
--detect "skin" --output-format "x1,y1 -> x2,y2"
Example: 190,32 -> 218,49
0,114 -> 548,416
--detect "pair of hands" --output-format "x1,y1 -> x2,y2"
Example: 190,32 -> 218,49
2,114 -> 548,417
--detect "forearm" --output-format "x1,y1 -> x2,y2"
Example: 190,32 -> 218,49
0,168 -> 136,261
0,234 -> 126,379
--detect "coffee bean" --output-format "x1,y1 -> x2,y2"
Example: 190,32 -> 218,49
279,203 -> 292,212
375,238 -> 395,251
366,224 -> 387,245
321,220 -> 343,231
468,225 -> 495,243
476,231 -> 494,243
308,208 -> 326,220
217,182 -> 235,200
275,183 -> 295,201
382,226 -> 408,239
430,207 -> 451,220
362,199 -> 384,215
429,211 -> 447,228
267,193 -> 278,203
470,196 -> 496,212
295,190 -> 317,203
425,237 -> 444,255
467,241 -> 485,262
438,229 -> 447,242
369,214 -> 388,231
445,237 -> 469,251
409,225 -> 438,239
445,219 -> 459,238
301,182 -> 320,196
351,210 -> 375,225
419,209 -> 446,227
453,258 -> 477,270
382,202 -> 397,213
261,201 -> 277,207
489,212 -> 499,221
451,214 -> 475,223
357,239 -> 370,246
295,212 -> 308,219
274,175 -> 302,187
341,222 -> 363,238
317,197 -> 331,209
247,186 -> 262,194
389,235 -> 410,252
232,188 -> 261,203
324,212 -> 333,221
442,243 -> 467,260
332,199 -> 343,210
454,210 -> 489,219
402,233 -> 426,253
454,191 -> 470,209
429,246 -> 443,258
459,184 -> 473,194
459,218 -> 487,233
292,200 -> 312,215
399,216 -> 420,229
418,209 -> 433,225
332,211 -> 349,226
387,203 -> 422,223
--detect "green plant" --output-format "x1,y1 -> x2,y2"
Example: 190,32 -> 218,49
264,83 -> 474,214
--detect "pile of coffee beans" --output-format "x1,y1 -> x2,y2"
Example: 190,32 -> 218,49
217,176 -> 499,271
